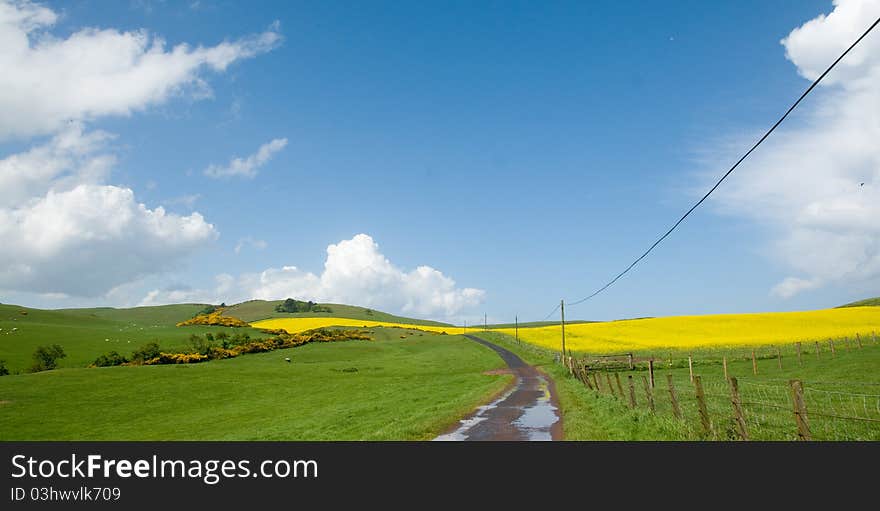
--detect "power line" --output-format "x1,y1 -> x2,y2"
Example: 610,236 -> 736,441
565,15 -> 880,308
540,302 -> 561,321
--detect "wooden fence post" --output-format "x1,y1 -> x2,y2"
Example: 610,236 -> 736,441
605,374 -> 615,397
693,375 -> 712,437
789,380 -> 811,441
728,377 -> 749,441
722,356 -> 728,380
614,373 -> 625,398
829,339 -> 835,358
667,374 -> 682,420
844,337 -> 850,352
688,355 -> 694,383
627,375 -> 637,409
641,375 -> 655,413
856,333 -> 862,349
752,350 -> 758,375
873,331 -> 877,345
591,373 -> 600,393
581,366 -> 593,390
648,359 -> 655,389
776,346 -> 783,370
796,342 -> 802,367
814,341 -> 820,360
627,353 -> 634,370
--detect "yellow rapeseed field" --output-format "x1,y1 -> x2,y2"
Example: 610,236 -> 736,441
251,317 -> 459,335
496,307 -> 880,353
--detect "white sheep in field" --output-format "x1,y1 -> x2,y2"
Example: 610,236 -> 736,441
284,357 -> 291,363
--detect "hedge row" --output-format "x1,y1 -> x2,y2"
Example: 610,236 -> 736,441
92,328 -> 371,367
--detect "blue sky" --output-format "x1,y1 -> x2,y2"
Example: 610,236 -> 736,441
2,0 -> 879,323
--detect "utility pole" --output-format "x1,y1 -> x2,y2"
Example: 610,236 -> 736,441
560,299 -> 566,362
484,313 -> 487,331
515,315 -> 519,344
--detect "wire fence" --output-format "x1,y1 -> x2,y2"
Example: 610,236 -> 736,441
567,350 -> 880,441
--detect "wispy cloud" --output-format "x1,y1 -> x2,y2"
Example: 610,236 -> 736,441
234,237 -> 268,254
0,1 -> 282,140
203,138 -> 288,179
163,193 -> 202,210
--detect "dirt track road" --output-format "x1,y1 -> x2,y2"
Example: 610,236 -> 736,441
434,335 -> 562,441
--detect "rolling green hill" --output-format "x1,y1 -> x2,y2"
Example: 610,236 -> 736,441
839,297 -> 880,308
0,303 -> 270,373
222,299 -> 452,326
58,303 -> 210,324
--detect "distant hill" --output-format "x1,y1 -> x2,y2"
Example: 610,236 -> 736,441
481,320 -> 598,329
838,297 -> 880,308
0,300 -> 449,372
221,299 -> 452,326
58,303 -> 210,324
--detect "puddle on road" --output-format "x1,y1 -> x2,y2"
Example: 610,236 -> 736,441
512,378 -> 557,441
433,374 -> 559,441
433,386 -> 517,441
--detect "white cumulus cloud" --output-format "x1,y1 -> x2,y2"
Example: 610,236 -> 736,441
0,183 -> 217,296
0,119 -> 218,299
707,0 -> 880,298
0,0 -> 282,140
203,138 -> 288,178
0,122 -> 115,207
141,234 -> 485,319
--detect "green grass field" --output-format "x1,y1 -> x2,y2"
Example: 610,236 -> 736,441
0,328 -> 510,440
0,303 -> 272,372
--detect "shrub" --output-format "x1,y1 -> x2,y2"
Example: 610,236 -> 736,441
0,359 -> 8,376
30,344 -> 66,372
93,351 -> 128,367
188,334 -> 215,356
274,298 -> 332,314
230,332 -> 251,346
176,311 -> 249,327
195,305 -> 217,317
113,329 -> 371,367
131,342 -> 161,363
143,352 -> 208,365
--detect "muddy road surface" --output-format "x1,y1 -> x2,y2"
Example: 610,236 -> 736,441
434,335 -> 562,441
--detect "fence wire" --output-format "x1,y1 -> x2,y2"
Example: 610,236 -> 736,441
575,363 -> 880,440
